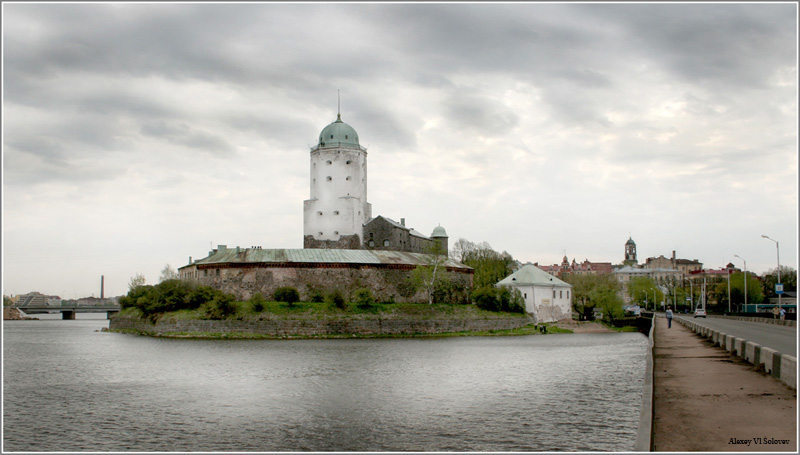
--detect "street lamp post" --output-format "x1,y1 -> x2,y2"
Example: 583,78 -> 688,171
651,288 -> 657,311
734,254 -> 747,312
762,235 -> 781,311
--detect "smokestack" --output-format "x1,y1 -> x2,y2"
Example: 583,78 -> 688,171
101,275 -> 104,299
401,218 -> 406,226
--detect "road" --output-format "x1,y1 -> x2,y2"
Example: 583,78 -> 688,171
674,314 -> 797,357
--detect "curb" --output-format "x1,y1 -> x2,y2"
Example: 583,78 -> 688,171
634,317 -> 654,452
675,317 -> 796,390
712,314 -> 796,327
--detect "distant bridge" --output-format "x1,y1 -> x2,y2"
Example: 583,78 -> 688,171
15,304 -> 122,319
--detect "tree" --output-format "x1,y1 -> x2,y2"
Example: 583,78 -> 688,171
459,241 -> 517,289
591,284 -> 625,323
761,266 -> 797,298
159,264 -> 178,283
564,273 -> 621,320
414,241 -> 449,304
626,277 -> 664,310
729,272 -> 764,310
128,273 -> 146,293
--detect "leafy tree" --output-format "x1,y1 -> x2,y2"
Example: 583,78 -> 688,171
470,286 -> 525,313
159,264 -> 178,283
590,283 -> 625,323
564,273 -> 620,320
128,273 -> 146,293
203,293 -> 236,319
353,288 -> 375,310
4,295 -> 12,307
457,239 -> 517,288
413,241 -> 449,304
761,266 -> 797,298
626,277 -> 664,310
729,272 -> 764,310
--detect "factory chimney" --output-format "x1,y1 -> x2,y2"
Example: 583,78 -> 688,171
101,275 -> 105,299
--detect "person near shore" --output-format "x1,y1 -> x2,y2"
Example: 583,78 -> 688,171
665,306 -> 673,328
772,306 -> 780,319
780,307 -> 786,320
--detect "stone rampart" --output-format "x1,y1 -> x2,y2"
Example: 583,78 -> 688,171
109,313 -> 533,338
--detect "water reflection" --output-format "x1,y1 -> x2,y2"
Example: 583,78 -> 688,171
3,319 -> 646,451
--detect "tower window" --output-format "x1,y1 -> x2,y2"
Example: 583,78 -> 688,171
318,232 -> 323,236
326,176 -> 332,181
346,176 -> 351,181
346,160 -> 351,165
317,211 -> 323,216
334,231 -> 339,235
330,135 -> 334,139
345,135 -> 348,139
327,160 -> 332,165
334,211 -> 339,215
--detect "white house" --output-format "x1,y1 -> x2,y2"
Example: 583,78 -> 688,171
497,263 -> 573,323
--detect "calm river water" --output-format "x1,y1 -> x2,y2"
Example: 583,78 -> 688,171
3,315 -> 647,452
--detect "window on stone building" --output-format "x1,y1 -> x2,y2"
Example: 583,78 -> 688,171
384,240 -> 390,247
553,290 -> 556,298
560,290 -> 563,298
369,240 -> 375,247
216,269 -> 220,277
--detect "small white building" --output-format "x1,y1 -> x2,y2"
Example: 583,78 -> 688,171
497,264 -> 573,323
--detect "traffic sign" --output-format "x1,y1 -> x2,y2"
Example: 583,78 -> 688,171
776,283 -> 784,295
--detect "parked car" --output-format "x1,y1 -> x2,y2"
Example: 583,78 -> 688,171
694,307 -> 707,318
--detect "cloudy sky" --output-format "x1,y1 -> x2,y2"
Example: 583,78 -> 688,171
3,2 -> 797,298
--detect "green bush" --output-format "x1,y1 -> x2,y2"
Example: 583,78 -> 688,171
249,293 -> 266,313
326,290 -> 347,310
309,290 -> 325,303
471,286 -> 525,313
203,294 -> 237,319
273,287 -> 300,305
353,288 -> 375,309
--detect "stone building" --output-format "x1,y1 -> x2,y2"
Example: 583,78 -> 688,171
178,245 -> 471,303
179,110 -> 471,301
303,113 -> 372,249
496,263 -> 573,323
363,216 -> 448,255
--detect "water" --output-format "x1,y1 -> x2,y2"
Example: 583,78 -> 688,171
3,315 -> 647,452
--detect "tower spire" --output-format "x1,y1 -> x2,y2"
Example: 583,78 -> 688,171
337,89 -> 341,121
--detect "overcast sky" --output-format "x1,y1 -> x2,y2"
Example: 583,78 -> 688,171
2,2 -> 797,298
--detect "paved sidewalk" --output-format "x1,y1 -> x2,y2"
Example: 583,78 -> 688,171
652,315 -> 796,452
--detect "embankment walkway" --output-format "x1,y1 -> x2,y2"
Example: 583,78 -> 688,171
652,315 -> 796,452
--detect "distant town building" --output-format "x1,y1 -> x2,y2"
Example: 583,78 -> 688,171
623,237 -> 638,266
14,292 -> 60,306
496,263 -> 572,323
539,256 -> 613,277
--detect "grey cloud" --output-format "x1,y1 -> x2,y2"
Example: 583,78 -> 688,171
139,120 -> 235,156
442,92 -> 520,136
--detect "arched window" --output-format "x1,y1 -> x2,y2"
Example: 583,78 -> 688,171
383,240 -> 390,247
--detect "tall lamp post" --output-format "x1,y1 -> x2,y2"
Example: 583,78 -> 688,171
762,235 -> 781,311
734,254 -> 747,312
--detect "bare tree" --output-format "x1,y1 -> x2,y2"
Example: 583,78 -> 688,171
159,264 -> 178,282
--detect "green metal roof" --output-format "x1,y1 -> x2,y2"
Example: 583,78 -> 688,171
318,114 -> 360,148
183,247 -> 472,270
431,225 -> 448,238
497,264 -> 572,287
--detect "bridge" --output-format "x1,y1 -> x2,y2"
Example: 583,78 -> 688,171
14,304 -> 122,319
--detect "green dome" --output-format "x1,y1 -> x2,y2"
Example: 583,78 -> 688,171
431,225 -> 448,238
626,237 -> 636,245
318,114 -> 360,148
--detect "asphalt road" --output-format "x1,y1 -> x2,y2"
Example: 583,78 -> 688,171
674,314 -> 797,357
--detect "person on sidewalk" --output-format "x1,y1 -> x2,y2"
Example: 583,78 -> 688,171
780,307 -> 786,320
666,306 -> 673,328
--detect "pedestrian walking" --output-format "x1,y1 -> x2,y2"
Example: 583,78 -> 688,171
666,306 -> 673,328
780,307 -> 786,320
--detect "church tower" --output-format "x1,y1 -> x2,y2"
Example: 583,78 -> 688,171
624,237 -> 638,266
303,111 -> 372,249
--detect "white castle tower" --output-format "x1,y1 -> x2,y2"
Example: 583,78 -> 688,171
303,111 -> 372,249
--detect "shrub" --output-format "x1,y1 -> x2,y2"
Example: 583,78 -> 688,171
273,287 -> 300,306
249,293 -> 266,313
472,286 -> 500,312
309,290 -> 325,303
326,290 -> 347,310
353,288 -> 375,310
203,294 -> 237,319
